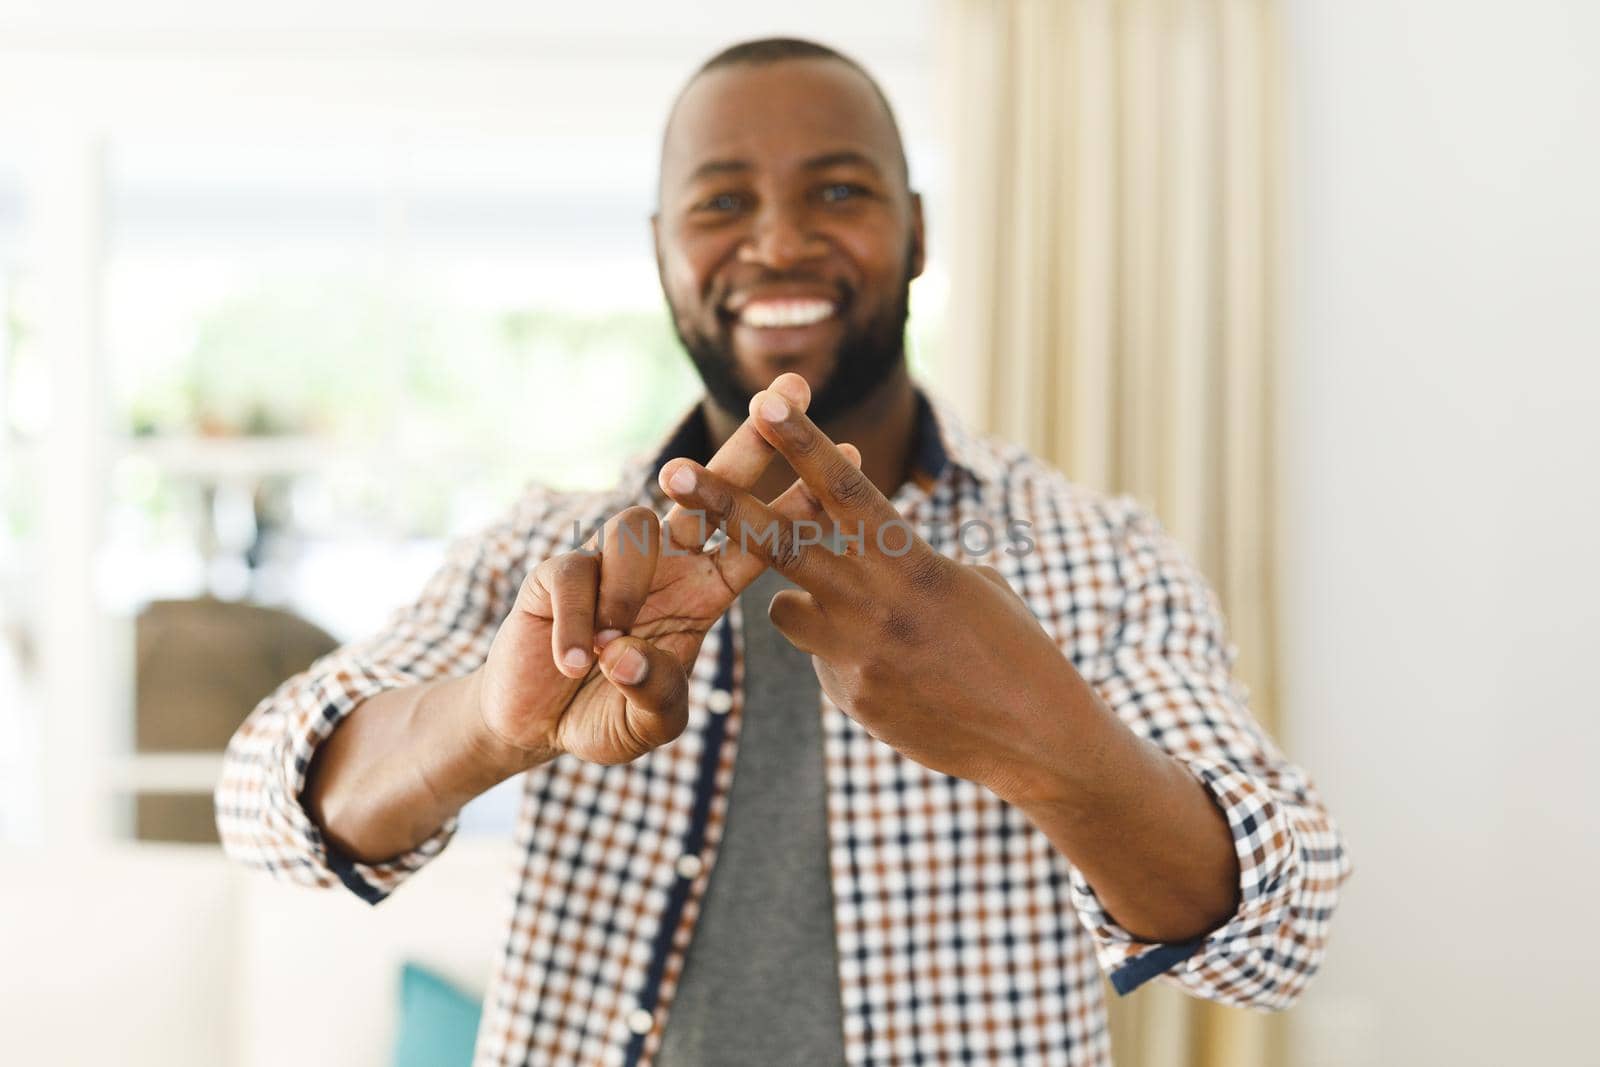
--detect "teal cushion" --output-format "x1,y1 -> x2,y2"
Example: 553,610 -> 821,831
393,962 -> 483,1067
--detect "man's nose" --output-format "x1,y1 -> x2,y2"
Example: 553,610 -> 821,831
737,204 -> 825,270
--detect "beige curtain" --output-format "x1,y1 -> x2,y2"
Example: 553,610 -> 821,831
938,1 -> 1285,1065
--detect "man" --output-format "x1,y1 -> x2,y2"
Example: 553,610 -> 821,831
217,37 -> 1347,1067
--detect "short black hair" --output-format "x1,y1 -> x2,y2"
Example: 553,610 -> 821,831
666,36 -> 911,187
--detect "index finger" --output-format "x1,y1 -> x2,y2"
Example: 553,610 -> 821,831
746,386 -> 899,530
658,457 -> 849,601
662,372 -> 812,551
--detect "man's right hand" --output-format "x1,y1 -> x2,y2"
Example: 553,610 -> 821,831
473,372 -> 852,768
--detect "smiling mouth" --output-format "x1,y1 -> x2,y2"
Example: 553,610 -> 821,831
733,297 -> 839,329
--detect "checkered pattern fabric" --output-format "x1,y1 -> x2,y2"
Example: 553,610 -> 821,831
217,386 -> 1349,1066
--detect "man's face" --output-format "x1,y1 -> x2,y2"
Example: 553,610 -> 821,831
653,57 -> 925,425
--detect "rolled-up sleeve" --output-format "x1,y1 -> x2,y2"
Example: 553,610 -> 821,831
214,484 -> 563,903
1069,500 -> 1351,1010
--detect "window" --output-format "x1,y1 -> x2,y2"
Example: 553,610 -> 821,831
0,152 -> 41,842
0,28 -> 944,846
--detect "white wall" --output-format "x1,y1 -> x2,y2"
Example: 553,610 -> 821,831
0,1 -> 936,147
0,841 -> 514,1067
1281,3 -> 1600,1065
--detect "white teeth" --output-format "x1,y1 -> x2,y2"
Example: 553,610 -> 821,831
738,299 -> 835,329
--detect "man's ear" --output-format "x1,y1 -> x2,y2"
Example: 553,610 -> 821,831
651,210 -> 678,293
907,192 -> 927,281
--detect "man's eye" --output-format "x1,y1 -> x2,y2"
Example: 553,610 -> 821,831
821,183 -> 867,203
699,193 -> 744,212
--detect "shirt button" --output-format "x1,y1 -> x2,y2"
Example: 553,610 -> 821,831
675,853 -> 703,879
626,1007 -> 654,1035
706,689 -> 732,714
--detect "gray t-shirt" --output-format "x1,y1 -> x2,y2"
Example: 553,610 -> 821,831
653,567 -> 846,1065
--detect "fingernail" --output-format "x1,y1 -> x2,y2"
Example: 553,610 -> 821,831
612,647 -> 648,686
773,374 -> 806,405
595,628 -> 623,649
669,466 -> 696,494
563,647 -> 590,671
760,393 -> 789,423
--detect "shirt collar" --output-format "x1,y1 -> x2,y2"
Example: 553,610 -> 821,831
618,382 -> 1002,505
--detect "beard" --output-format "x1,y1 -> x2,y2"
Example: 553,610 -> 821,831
665,251 -> 914,428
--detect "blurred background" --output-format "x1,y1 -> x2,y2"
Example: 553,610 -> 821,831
1,1 -> 1596,1065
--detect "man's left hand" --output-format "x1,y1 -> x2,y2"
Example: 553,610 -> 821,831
658,377 -> 1080,804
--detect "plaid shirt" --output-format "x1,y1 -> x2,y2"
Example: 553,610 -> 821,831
217,386 -> 1349,1066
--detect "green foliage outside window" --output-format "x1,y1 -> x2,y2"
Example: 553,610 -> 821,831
112,271 -> 942,540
